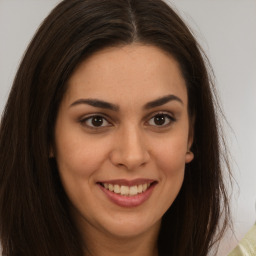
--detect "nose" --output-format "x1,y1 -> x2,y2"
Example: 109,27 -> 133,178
109,126 -> 150,170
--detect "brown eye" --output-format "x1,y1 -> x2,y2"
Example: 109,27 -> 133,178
82,115 -> 111,128
148,113 -> 175,127
91,116 -> 104,127
154,115 -> 166,126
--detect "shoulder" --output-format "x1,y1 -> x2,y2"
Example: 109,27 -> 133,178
228,223 -> 256,256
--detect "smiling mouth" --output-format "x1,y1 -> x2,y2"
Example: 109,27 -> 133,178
98,180 -> 157,197
97,180 -> 157,207
99,183 -> 150,196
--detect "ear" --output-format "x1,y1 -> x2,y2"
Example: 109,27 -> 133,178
185,114 -> 195,163
185,137 -> 194,163
185,150 -> 194,163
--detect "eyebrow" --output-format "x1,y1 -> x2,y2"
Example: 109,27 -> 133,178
69,94 -> 183,111
143,94 -> 183,109
69,98 -> 119,111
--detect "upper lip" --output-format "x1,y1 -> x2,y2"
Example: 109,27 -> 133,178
97,178 -> 156,186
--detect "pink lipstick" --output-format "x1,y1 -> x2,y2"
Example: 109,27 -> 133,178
97,179 -> 157,207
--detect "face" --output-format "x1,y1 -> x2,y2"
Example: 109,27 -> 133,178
53,44 -> 194,240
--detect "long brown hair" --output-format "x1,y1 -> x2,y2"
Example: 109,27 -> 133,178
0,0 -> 231,255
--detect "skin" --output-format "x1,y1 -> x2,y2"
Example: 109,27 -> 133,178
53,44 -> 194,256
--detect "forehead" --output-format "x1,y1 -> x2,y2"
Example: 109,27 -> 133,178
64,44 -> 187,107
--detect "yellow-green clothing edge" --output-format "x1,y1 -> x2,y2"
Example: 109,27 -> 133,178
228,224 -> 256,256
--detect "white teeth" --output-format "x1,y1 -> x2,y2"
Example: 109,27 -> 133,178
102,183 -> 152,196
120,185 -> 129,196
142,184 -> 147,192
108,184 -> 114,192
129,186 -> 138,196
114,184 -> 120,194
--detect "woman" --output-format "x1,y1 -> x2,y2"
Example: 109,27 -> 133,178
0,0 -> 231,255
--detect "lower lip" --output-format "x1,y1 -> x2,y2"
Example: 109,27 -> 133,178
98,183 -> 156,208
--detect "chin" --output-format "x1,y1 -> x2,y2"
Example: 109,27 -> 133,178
99,213 -> 161,239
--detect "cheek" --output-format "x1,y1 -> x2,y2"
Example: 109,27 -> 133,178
150,136 -> 188,214
154,135 -> 188,176
54,136 -> 109,209
55,130 -> 109,178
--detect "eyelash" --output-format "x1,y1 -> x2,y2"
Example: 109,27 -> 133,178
80,112 -> 176,130
146,113 -> 176,127
80,114 -> 112,129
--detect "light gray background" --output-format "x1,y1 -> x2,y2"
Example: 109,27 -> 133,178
0,0 -> 256,255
